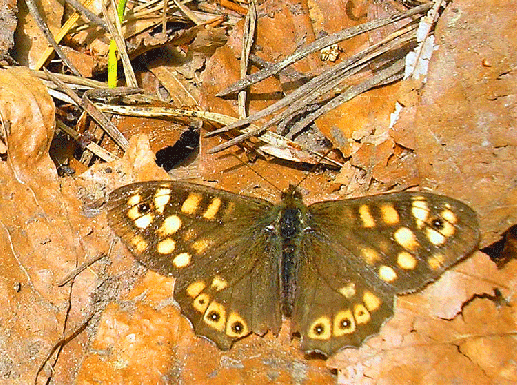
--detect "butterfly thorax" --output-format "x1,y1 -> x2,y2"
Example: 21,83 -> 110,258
278,185 -> 309,317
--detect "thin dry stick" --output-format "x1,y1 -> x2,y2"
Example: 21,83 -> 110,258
34,0 -> 106,71
238,0 -> 257,118
44,69 -> 130,150
216,2 -> 432,97
24,0 -> 81,75
56,121 -> 117,162
207,24 -> 417,149
288,59 -> 406,138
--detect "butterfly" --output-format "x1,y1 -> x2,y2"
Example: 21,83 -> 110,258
107,180 -> 479,356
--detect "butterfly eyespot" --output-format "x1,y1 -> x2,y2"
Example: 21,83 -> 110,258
308,317 -> 331,339
138,203 -> 151,214
232,322 -> 243,333
208,311 -> 220,322
226,312 -> 249,337
431,217 -> 444,230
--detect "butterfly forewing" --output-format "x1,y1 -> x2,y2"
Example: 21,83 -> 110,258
107,180 -> 479,356
107,181 -> 283,348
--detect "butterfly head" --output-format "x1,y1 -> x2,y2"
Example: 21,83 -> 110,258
281,184 -> 303,205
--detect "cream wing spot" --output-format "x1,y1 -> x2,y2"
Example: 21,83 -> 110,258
173,252 -> 190,268
362,291 -> 381,311
427,228 -> 446,245
397,251 -> 417,270
411,198 -> 429,228
440,221 -> 456,237
441,209 -> 457,224
211,276 -> 228,291
193,293 -> 210,313
186,281 -> 206,298
333,310 -> 355,336
192,239 -> 211,254
308,316 -> 332,340
127,193 -> 141,206
154,189 -> 171,214
158,215 -> 182,236
380,204 -> 400,225
203,197 -> 222,220
353,304 -> 371,324
394,227 -> 419,251
181,193 -> 202,215
428,253 -> 445,270
157,238 -> 176,254
359,204 -> 375,228
338,283 -> 356,298
131,235 -> 148,253
226,312 -> 249,337
127,205 -> 140,220
134,213 -> 154,229
361,248 -> 380,265
379,265 -> 397,282
204,302 -> 226,331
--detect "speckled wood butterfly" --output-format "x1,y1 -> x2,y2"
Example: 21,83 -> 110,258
107,180 -> 479,356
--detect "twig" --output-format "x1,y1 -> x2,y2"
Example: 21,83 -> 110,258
24,0 -> 81,75
216,2 -> 432,97
44,69 -> 129,151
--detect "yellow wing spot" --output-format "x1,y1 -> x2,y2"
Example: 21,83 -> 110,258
441,209 -> 457,224
127,193 -> 141,206
192,238 -> 211,254
428,253 -> 445,270
361,247 -> 380,265
397,251 -> 417,270
204,301 -> 226,331
338,283 -> 356,298
380,204 -> 400,225
134,213 -> 154,229
158,215 -> 182,237
173,252 -> 190,268
411,198 -> 429,229
154,189 -> 171,214
127,205 -> 140,220
226,312 -> 249,338
354,304 -> 371,324
333,310 -> 356,336
441,221 -> 456,237
427,228 -> 446,245
157,238 -> 176,254
394,227 -> 419,251
183,228 -> 198,242
211,276 -> 228,291
362,291 -> 381,311
359,204 -> 375,228
203,197 -> 222,220
307,316 -> 332,340
186,281 -> 206,298
131,235 -> 148,253
181,193 -> 202,215
379,265 -> 397,282
193,293 -> 210,313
